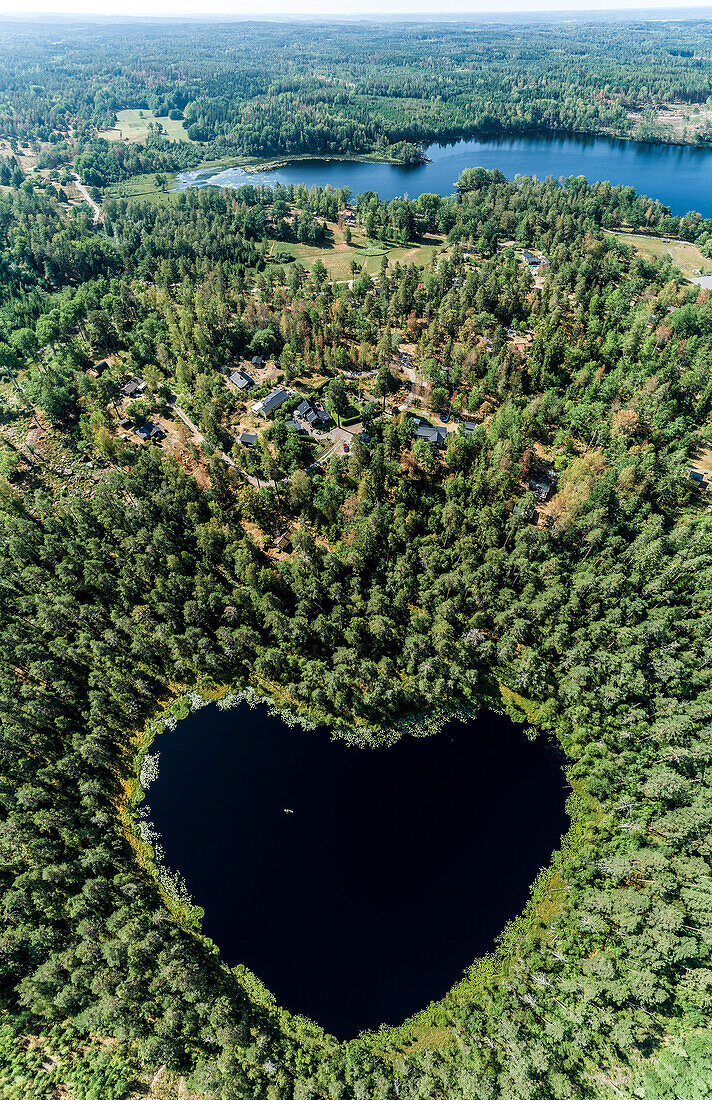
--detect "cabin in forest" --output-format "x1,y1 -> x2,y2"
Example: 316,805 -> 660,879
228,369 -> 255,391
121,378 -> 147,399
273,530 -> 292,552
135,422 -> 164,442
528,470 -> 556,501
689,469 -> 706,484
89,359 -> 109,376
522,249 -> 539,265
238,432 -> 257,446
251,355 -> 264,368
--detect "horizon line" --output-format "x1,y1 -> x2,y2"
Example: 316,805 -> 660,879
3,4 -> 712,22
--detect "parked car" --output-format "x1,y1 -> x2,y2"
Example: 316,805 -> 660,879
343,442 -> 350,453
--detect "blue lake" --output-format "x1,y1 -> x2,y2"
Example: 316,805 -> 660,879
175,132 -> 712,217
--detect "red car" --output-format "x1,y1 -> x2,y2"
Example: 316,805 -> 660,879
343,442 -> 350,453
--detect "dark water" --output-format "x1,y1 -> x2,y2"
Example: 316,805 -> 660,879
175,132 -> 712,218
147,702 -> 568,1038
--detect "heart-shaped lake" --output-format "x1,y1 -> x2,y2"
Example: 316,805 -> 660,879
146,702 -> 568,1039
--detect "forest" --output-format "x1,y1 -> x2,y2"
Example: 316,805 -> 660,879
4,15 -> 712,189
1,131 -> 712,1097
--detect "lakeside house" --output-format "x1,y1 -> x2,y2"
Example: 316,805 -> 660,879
251,387 -> 293,417
228,369 -> 255,391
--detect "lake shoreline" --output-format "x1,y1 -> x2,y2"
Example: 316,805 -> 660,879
172,130 -> 712,217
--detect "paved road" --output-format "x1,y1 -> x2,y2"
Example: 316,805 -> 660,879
74,175 -> 102,225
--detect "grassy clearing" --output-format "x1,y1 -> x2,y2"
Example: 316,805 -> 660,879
268,222 -> 445,281
608,229 -> 712,279
98,108 -> 194,144
104,171 -> 181,204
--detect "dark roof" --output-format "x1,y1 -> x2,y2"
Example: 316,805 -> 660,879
229,369 -> 255,389
528,474 -> 554,500
91,359 -> 109,374
461,422 -> 477,435
135,422 -> 163,441
238,432 -> 257,446
522,249 -> 539,264
689,469 -> 705,483
121,378 -> 146,398
297,399 -> 328,425
413,423 -> 446,446
251,355 -> 264,367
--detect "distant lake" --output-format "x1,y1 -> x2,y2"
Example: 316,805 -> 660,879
147,702 -> 568,1038
174,132 -> 712,218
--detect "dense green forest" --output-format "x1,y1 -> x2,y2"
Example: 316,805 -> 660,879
4,15 -> 712,188
2,142 -> 712,1097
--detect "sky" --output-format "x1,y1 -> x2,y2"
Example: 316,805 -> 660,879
2,0 -> 711,17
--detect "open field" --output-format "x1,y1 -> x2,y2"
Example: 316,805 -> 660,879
98,109 -> 193,144
608,230 -> 712,280
104,172 -> 181,204
268,223 -> 446,280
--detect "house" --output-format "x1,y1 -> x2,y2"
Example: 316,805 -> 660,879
296,399 -> 329,428
413,423 -> 447,446
89,359 -> 109,376
135,422 -> 165,442
528,472 -> 555,501
689,469 -> 705,484
238,432 -> 257,446
118,417 -> 132,431
251,355 -> 264,368
228,369 -> 255,391
251,388 -> 292,417
121,378 -> 147,399
461,422 -> 478,435
273,530 -> 292,552
522,249 -> 539,265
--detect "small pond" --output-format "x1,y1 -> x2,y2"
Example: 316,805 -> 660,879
146,702 -> 568,1039
174,131 -> 712,218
